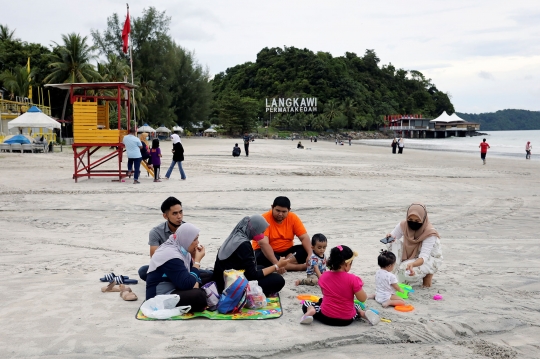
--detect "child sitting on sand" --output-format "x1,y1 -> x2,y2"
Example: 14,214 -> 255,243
368,250 -> 406,307
300,245 -> 380,326
295,233 -> 327,286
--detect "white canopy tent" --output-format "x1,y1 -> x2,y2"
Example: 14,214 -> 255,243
138,124 -> 156,133
155,126 -> 171,133
431,111 -> 466,123
203,128 -> 217,133
172,126 -> 183,133
8,106 -> 61,130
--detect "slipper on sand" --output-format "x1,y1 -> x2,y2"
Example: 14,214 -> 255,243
364,309 -> 380,326
300,315 -> 313,325
101,282 -> 131,293
100,273 -> 129,282
119,285 -> 137,301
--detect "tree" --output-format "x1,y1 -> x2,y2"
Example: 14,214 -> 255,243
0,66 -> 36,99
310,114 -> 327,132
340,98 -> 358,129
44,33 -> 100,120
0,24 -> 17,42
217,93 -> 259,134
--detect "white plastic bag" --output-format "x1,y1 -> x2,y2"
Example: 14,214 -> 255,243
246,280 -> 267,309
140,294 -> 191,319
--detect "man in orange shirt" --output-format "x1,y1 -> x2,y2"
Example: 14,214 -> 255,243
253,196 -> 311,272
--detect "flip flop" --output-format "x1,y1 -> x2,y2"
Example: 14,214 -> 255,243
119,285 -> 138,301
100,273 -> 129,282
109,275 -> 138,285
101,282 -> 131,293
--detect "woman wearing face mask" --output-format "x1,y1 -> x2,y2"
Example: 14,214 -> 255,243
384,203 -> 442,287
212,215 -> 288,295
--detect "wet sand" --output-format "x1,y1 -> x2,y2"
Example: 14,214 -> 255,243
0,138 -> 539,358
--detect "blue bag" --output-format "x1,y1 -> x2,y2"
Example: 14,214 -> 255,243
217,276 -> 248,314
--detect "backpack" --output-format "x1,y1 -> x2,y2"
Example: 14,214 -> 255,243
217,276 -> 248,314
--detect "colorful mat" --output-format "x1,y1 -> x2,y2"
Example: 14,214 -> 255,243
135,296 -> 282,321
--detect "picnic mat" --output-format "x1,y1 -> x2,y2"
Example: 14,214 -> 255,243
135,295 -> 282,320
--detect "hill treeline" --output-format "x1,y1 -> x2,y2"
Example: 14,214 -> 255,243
457,110 -> 540,131
212,46 -> 454,133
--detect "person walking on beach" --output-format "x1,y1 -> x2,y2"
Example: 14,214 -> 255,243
398,137 -> 404,154
122,127 -> 143,184
391,138 -> 398,154
150,139 -> 162,182
479,138 -> 490,165
526,141 -> 532,160
243,132 -> 251,157
164,134 -> 186,180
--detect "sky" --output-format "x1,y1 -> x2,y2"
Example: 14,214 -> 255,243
2,0 -> 540,113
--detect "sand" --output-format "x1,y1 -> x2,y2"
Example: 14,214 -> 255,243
0,138 -> 539,359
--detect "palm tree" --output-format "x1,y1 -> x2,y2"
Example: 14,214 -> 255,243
44,33 -> 101,120
0,24 -> 17,42
310,114 -> 327,132
323,99 -> 342,138
340,98 -> 358,129
0,66 -> 36,99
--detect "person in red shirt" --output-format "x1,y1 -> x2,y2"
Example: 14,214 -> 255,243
479,138 -> 490,165
252,196 -> 311,272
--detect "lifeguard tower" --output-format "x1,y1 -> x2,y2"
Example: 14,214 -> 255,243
44,82 -> 141,182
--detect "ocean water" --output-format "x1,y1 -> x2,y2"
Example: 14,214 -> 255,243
356,130 -> 539,159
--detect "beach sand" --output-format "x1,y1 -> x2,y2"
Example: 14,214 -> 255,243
0,138 -> 539,358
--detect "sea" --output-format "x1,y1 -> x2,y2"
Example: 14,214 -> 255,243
355,130 -> 538,160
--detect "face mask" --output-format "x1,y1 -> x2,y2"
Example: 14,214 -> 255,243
407,221 -> 423,231
252,233 -> 265,242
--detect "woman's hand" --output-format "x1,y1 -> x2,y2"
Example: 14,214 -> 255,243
277,256 -> 289,268
406,262 -> 416,276
194,245 -> 206,262
386,234 -> 396,243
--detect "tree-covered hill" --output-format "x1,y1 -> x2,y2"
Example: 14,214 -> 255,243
212,46 -> 455,133
457,110 -> 540,131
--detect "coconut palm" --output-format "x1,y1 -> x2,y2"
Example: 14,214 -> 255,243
340,98 -> 358,129
0,24 -> 17,42
44,33 -> 101,120
0,66 -> 36,99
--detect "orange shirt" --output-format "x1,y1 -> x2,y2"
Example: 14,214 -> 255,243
252,210 -> 307,252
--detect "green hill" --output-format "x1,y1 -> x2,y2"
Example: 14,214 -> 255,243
212,46 -> 455,133
457,110 -> 540,131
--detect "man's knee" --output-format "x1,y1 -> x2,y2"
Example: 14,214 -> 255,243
138,265 -> 149,282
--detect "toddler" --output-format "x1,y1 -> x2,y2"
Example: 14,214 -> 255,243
369,250 -> 406,307
295,233 -> 327,286
150,139 -> 162,182
300,245 -> 380,326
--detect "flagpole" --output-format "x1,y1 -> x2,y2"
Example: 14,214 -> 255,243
127,3 -> 136,131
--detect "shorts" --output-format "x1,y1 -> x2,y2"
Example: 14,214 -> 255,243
481,152 -> 487,159
302,298 -> 360,326
255,244 -> 308,267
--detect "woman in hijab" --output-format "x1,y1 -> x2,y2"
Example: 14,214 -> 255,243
391,138 -> 398,154
212,215 -> 289,295
146,223 -> 211,312
164,134 -> 186,180
384,203 -> 442,287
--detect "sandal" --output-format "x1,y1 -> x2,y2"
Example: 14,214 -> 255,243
100,273 -> 129,282
119,285 -> 138,301
101,281 -> 131,293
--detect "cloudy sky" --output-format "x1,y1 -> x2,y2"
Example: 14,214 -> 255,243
3,0 -> 539,113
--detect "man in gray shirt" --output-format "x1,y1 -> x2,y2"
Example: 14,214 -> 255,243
138,196 -> 184,281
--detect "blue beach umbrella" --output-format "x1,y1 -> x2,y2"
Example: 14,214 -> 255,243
4,134 -> 32,144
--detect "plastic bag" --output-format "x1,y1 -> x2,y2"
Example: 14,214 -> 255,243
140,294 -> 191,319
202,281 -> 220,310
246,280 -> 267,309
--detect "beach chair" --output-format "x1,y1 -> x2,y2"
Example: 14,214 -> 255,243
10,143 -> 22,153
22,144 -> 33,153
0,143 -> 10,153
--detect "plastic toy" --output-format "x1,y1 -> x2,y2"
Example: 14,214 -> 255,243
395,305 -> 414,312
353,299 -> 366,310
433,294 -> 443,300
368,308 -> 379,315
396,283 -> 415,299
297,294 -> 320,302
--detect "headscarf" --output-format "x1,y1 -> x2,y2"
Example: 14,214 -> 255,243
147,223 -> 200,274
138,132 -> 149,147
171,134 -> 181,144
217,215 -> 269,260
399,203 -> 439,261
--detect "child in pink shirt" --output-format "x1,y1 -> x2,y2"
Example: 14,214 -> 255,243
300,245 -> 380,326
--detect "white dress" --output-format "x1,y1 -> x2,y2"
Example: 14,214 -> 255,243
387,223 -> 443,285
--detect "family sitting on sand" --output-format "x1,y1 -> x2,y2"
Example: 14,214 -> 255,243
134,196 -> 442,326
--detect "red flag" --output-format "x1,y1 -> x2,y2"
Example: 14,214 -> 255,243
122,10 -> 130,54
